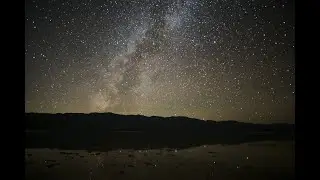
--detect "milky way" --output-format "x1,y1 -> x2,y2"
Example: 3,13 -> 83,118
25,0 -> 295,123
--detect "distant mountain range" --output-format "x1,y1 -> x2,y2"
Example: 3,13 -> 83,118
25,113 -> 294,151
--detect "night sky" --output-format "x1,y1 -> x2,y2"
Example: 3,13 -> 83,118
25,0 -> 295,123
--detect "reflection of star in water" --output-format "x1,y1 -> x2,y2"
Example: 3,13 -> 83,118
96,154 -> 104,168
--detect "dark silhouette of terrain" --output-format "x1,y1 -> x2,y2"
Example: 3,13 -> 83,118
26,113 -> 294,151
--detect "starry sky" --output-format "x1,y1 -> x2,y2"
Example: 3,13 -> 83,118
25,0 -> 295,123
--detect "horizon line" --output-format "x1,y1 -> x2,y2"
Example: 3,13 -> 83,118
25,112 -> 295,125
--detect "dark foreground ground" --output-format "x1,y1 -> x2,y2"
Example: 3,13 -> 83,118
25,141 -> 294,180
25,113 -> 294,179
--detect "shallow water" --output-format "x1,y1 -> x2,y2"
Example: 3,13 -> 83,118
25,141 -> 294,180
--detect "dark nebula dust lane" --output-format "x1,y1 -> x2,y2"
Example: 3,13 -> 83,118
25,0 -> 295,123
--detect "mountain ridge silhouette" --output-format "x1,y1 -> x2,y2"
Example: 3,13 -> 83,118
25,112 -> 294,151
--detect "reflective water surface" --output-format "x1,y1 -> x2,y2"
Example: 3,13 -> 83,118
25,141 -> 294,180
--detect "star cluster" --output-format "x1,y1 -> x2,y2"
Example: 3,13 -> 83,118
25,0 -> 295,123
